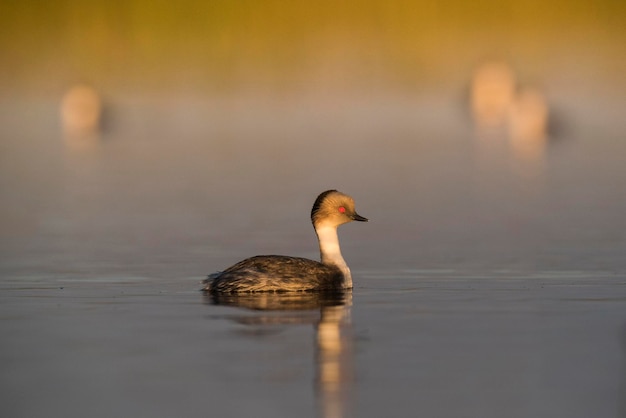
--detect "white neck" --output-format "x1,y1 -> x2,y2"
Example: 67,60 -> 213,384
315,224 -> 352,288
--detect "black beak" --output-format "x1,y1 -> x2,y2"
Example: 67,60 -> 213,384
352,212 -> 368,222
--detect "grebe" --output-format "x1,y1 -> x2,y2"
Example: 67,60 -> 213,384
203,190 -> 368,293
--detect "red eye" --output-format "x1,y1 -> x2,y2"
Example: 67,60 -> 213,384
338,206 -> 346,213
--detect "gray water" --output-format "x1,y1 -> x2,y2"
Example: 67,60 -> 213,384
1,94 -> 625,417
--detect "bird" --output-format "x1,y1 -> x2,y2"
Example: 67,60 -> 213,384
203,190 -> 368,293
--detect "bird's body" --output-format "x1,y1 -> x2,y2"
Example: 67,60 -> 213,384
205,255 -> 343,293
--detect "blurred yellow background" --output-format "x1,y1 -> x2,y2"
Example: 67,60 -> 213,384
2,0 -> 624,96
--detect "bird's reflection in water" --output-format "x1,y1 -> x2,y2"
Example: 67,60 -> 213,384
315,298 -> 353,418
205,291 -> 353,418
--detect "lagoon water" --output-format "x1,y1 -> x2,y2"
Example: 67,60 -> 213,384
1,94 -> 625,417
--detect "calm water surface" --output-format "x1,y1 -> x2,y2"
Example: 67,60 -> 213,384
1,95 -> 625,417
1,273 -> 624,418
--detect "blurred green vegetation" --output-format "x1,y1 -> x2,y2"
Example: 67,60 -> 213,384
1,0 -> 624,95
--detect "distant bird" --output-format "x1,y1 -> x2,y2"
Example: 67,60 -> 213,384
60,84 -> 102,137
470,61 -> 516,130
